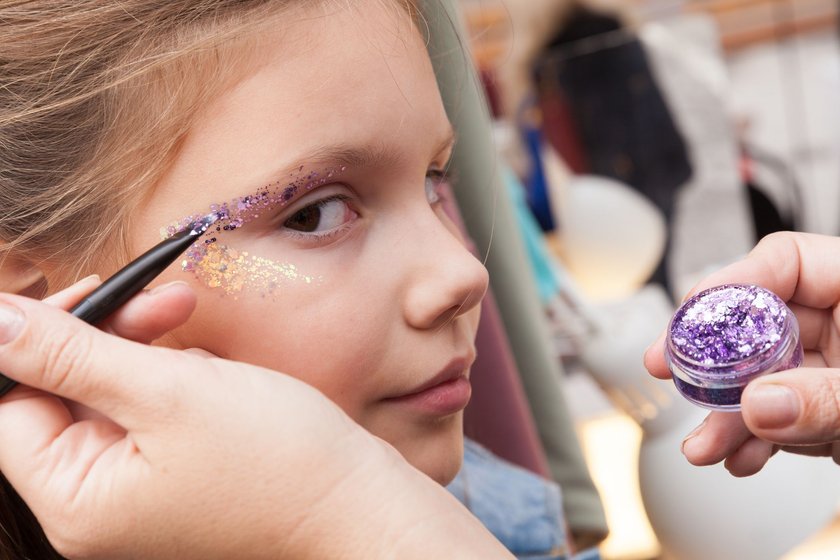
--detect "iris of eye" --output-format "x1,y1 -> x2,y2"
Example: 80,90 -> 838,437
286,206 -> 321,232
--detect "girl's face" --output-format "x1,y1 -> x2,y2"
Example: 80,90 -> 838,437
132,2 -> 488,484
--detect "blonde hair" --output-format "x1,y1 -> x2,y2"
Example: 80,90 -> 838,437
0,0 -> 418,286
1,3 -> 281,280
0,1 -> 416,557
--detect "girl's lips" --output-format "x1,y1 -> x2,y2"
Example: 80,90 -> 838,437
383,356 -> 474,416
383,376 -> 471,417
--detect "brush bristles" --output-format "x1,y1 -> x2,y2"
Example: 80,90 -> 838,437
188,212 -> 221,236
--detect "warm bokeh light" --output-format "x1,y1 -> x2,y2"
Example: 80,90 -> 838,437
578,409 -> 840,560
784,515 -> 840,560
577,412 -> 660,560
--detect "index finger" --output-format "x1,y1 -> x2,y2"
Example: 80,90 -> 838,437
679,232 -> 840,308
645,232 -> 840,379
0,293 -> 192,428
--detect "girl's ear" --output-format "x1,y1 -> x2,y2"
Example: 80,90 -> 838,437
0,253 -> 49,299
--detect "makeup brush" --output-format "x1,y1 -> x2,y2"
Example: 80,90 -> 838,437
0,213 -> 220,397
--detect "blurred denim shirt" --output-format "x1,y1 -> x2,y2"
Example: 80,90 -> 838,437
447,439 -> 601,560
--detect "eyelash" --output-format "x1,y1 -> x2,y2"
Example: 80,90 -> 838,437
426,169 -> 451,205
279,193 -> 356,244
278,168 -> 452,244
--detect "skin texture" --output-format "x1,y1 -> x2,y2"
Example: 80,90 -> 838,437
123,2 -> 487,484
645,232 -> 840,477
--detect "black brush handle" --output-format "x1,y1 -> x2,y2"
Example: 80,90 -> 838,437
0,226 -> 208,397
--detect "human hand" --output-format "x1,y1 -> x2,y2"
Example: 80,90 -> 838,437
645,232 -> 840,477
0,280 -> 511,559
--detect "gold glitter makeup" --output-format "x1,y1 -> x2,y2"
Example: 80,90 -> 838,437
188,243 -> 320,297
164,166 -> 343,296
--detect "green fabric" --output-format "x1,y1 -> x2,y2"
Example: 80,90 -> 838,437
422,0 -> 608,539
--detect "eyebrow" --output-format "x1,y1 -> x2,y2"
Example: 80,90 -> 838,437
269,125 -> 457,181
169,126 -> 460,235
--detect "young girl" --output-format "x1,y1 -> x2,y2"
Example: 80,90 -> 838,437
0,1 -> 587,558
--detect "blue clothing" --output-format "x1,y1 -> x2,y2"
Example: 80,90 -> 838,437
448,439 -> 601,560
503,166 -> 563,306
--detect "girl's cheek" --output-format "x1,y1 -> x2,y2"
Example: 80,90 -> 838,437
184,242 -> 322,297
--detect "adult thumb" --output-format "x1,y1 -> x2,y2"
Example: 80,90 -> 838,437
0,294 -> 183,426
741,368 -> 840,445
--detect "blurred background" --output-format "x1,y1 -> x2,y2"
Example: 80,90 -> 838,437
450,1 -> 840,558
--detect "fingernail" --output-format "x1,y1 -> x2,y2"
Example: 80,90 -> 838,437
149,281 -> 188,295
80,274 -> 101,283
0,302 -> 25,345
747,384 -> 800,429
681,419 -> 707,455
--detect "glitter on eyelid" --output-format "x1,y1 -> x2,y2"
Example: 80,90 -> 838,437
161,166 -> 341,242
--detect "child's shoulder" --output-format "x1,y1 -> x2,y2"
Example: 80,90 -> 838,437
447,439 -> 601,560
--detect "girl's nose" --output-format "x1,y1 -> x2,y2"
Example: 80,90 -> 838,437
402,219 -> 489,331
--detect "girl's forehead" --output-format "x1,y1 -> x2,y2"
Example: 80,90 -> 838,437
186,0 -> 437,149
140,0 -> 449,248
233,1 -> 423,74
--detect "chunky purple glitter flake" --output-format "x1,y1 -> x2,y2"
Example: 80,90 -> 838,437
666,284 -> 803,410
670,285 -> 787,367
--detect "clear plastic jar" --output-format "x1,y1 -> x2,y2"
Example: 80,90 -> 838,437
665,284 -> 803,411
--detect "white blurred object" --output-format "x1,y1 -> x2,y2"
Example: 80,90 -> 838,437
638,14 -> 756,300
580,284 -> 840,560
541,146 -> 667,302
580,285 -> 678,431
641,408 -> 840,560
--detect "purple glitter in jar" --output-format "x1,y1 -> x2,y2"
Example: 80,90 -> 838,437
665,284 -> 803,411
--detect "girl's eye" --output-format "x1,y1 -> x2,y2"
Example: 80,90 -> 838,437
283,195 -> 356,235
425,169 -> 450,205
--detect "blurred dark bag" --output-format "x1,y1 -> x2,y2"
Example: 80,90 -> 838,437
534,6 -> 693,223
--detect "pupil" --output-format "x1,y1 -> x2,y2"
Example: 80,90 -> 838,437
287,206 -> 321,232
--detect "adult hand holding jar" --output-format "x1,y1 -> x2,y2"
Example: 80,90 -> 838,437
645,232 -> 840,477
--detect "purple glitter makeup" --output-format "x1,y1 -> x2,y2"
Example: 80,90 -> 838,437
161,166 -> 343,296
189,212 -> 221,236
665,284 -> 803,411
162,166 -> 344,242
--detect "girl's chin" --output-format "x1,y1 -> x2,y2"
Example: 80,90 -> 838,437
398,435 -> 465,486
432,463 -> 462,486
